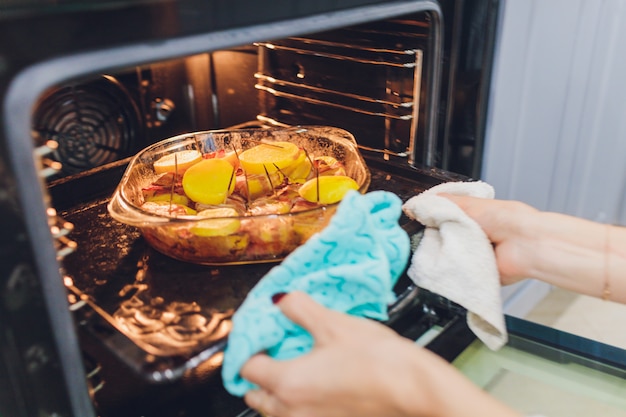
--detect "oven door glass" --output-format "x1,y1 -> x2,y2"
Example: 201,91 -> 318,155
452,317 -> 626,417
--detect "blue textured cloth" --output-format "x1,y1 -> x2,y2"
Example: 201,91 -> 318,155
221,190 -> 410,396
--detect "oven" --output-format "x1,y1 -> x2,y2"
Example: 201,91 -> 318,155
5,1 -> 625,417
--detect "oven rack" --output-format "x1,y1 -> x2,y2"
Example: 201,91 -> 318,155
255,11 -> 440,166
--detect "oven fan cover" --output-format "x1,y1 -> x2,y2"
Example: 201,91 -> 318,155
33,75 -> 143,178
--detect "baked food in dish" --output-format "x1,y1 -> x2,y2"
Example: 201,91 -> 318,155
108,126 -> 371,264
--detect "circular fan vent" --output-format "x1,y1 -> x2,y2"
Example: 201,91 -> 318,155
33,75 -> 143,177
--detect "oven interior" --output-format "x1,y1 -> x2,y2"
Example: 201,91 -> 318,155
1,1 -> 499,417
32,2 -> 495,182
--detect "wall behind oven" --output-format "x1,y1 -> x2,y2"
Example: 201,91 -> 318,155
483,0 -> 626,314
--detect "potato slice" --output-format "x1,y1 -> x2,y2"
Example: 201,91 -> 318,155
153,149 -> 202,174
282,149 -> 312,182
145,192 -> 190,207
141,201 -> 196,217
298,175 -> 359,204
240,171 -> 285,200
238,141 -> 300,175
191,207 -> 241,237
182,158 -> 236,205
204,149 -> 239,168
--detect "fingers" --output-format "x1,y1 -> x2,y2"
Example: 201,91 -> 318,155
439,193 -> 487,212
240,354 -> 283,392
245,388 -> 285,417
276,291 -> 341,343
240,292 -> 346,394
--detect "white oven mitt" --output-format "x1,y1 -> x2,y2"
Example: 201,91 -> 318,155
402,181 -> 507,350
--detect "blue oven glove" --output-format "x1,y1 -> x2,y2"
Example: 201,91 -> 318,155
221,190 -> 410,396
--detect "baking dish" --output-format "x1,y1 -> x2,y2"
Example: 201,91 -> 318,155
108,126 -> 371,264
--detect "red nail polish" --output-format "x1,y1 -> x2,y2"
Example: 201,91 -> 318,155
271,292 -> 287,304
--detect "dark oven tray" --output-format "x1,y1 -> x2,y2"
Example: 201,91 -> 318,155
49,155 -> 465,382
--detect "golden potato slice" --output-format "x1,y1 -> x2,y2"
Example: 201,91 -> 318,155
238,141 -> 300,175
298,175 -> 359,204
282,149 -> 312,183
182,158 -> 236,205
241,171 -> 285,200
145,192 -> 190,207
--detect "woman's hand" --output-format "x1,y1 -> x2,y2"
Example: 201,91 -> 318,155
442,194 -> 626,302
240,291 -> 522,417
441,194 -> 539,285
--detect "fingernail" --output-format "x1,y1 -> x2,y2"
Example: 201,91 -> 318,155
271,292 -> 287,304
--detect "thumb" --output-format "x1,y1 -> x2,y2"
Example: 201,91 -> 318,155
276,291 -> 342,344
